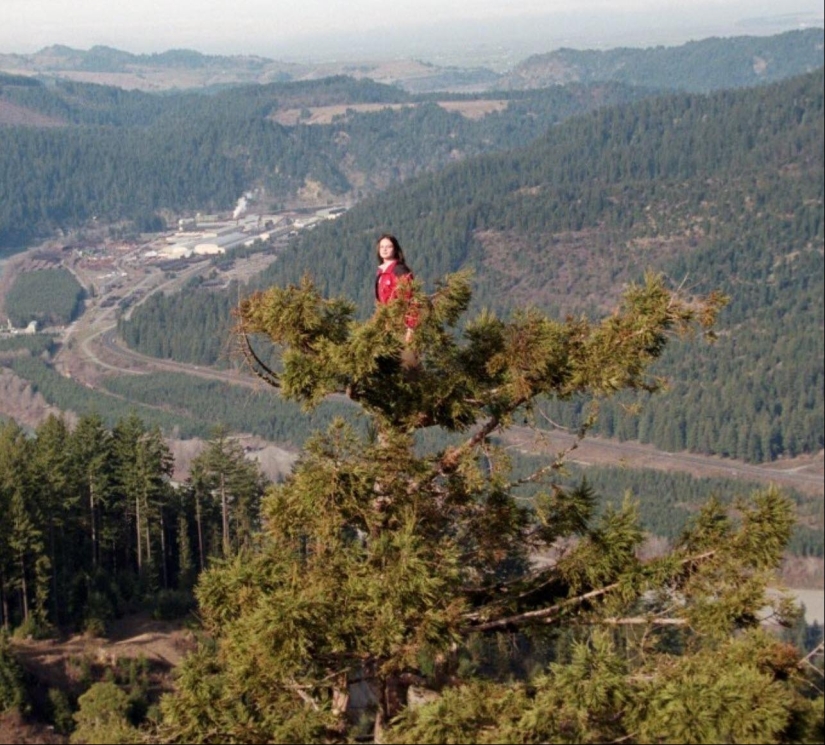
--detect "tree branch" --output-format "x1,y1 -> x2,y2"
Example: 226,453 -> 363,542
286,678 -> 320,710
237,326 -> 280,388
466,582 -> 619,633
503,437 -> 579,490
463,549 -> 717,633
800,641 -> 824,678
597,617 -> 689,626
435,397 -> 528,475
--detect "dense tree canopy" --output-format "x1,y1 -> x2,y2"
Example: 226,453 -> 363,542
504,28 -> 824,92
0,74 -> 648,251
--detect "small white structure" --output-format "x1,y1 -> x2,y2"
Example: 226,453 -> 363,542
2,319 -> 39,335
168,231 -> 217,244
159,245 -> 193,259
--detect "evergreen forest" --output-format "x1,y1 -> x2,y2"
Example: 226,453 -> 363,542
0,74 -> 652,251
0,413 -> 268,636
504,27 -> 825,91
157,270 -> 825,741
120,69 -> 825,464
2,28 -> 822,253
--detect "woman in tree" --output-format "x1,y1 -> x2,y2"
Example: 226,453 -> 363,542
375,233 -> 417,344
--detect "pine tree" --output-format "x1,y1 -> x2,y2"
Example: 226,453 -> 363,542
0,421 -> 49,634
159,273 -> 821,743
69,414 -> 116,572
188,425 -> 267,559
113,415 -> 174,588
31,415 -> 74,626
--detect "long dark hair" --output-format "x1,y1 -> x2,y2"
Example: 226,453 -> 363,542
376,233 -> 405,264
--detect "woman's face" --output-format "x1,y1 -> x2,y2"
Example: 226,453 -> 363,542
378,238 -> 396,262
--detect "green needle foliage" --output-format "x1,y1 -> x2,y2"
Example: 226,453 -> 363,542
158,273 -> 821,743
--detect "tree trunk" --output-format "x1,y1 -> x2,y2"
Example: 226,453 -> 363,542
19,555 -> 29,622
195,494 -> 205,572
0,567 -> 8,630
160,508 -> 168,589
221,473 -> 230,557
49,523 -> 59,625
136,495 -> 142,571
372,674 -> 405,744
89,477 -> 98,568
145,512 -> 152,572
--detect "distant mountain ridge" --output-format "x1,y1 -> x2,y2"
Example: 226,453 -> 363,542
1,28 -> 822,93
501,27 -> 824,91
0,44 -> 492,94
4,44 -> 279,71
0,44 -> 300,91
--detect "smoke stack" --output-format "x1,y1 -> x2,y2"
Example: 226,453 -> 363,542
233,196 -> 248,220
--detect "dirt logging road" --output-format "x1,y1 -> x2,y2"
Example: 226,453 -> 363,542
507,427 -> 823,497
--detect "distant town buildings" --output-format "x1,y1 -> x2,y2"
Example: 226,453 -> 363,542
144,205 -> 347,261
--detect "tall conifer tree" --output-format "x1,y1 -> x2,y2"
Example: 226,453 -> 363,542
159,273 -> 821,743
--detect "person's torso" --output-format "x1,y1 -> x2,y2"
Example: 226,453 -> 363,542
376,261 -> 412,304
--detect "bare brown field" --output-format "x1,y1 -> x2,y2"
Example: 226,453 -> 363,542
270,99 -> 509,126
433,99 -> 509,118
270,102 -> 414,125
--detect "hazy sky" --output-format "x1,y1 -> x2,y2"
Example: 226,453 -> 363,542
2,0 -> 823,61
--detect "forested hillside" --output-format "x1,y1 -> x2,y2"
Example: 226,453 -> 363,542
0,74 -> 650,251
122,69 -> 824,463
2,46 -> 823,742
502,27 -> 824,91
2,29 -> 822,253
261,69 -> 825,463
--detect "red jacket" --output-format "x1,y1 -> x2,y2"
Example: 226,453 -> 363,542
375,261 -> 417,328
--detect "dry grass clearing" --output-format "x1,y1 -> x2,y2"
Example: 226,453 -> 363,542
0,100 -> 65,128
436,99 -> 508,118
475,227 -> 699,313
270,99 -> 508,126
